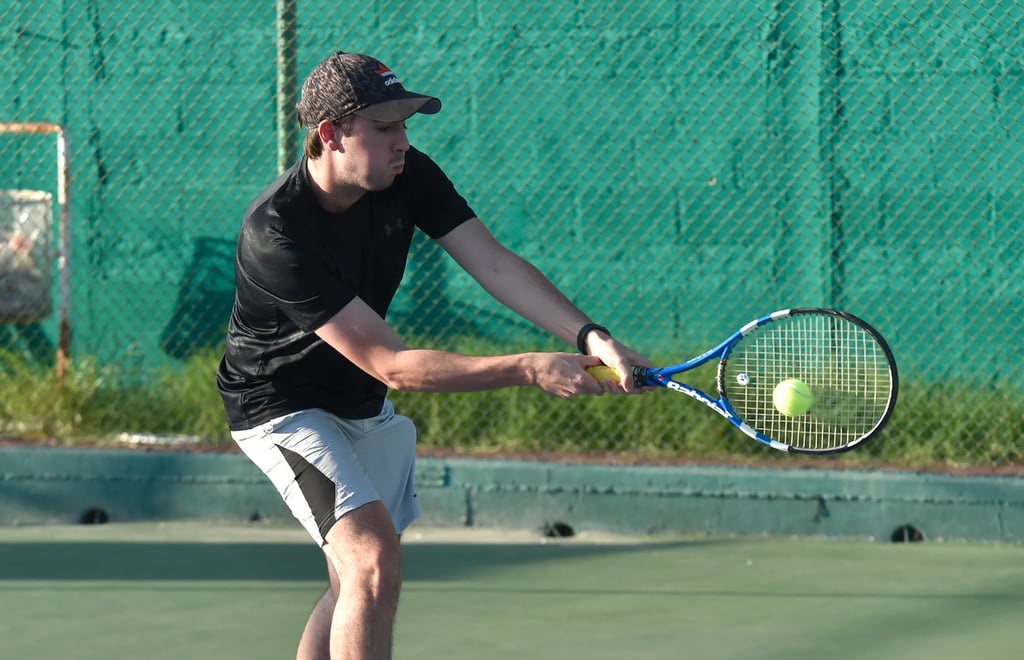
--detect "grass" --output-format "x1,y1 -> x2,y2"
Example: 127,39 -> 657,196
0,348 -> 229,446
1,346 -> 1023,472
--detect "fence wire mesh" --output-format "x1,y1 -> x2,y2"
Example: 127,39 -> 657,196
1,1 -> 1022,470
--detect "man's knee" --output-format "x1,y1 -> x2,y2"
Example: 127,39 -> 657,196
323,502 -> 402,604
333,542 -> 402,609
355,543 -> 402,603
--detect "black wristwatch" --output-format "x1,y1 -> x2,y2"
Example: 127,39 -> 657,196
576,323 -> 611,355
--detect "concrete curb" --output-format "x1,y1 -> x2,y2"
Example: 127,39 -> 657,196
2,447 -> 1022,541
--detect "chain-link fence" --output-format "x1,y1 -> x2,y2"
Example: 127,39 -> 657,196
2,1 -> 1023,469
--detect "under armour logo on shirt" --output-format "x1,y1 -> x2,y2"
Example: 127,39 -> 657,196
383,218 -> 405,236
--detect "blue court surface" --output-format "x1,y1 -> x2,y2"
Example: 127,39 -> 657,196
0,522 -> 1021,659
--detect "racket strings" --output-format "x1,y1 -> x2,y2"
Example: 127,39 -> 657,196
722,313 -> 895,451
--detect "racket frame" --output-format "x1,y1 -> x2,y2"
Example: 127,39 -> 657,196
632,308 -> 898,454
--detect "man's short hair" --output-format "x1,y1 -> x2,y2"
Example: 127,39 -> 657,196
303,114 -> 354,159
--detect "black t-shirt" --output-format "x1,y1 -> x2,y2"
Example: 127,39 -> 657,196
216,147 -> 476,430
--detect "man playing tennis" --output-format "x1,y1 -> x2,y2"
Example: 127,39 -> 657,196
216,50 -> 650,660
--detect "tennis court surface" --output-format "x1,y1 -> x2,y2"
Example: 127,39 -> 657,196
1,522 -> 1021,659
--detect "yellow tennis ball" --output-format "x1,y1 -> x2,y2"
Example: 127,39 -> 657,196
773,379 -> 814,417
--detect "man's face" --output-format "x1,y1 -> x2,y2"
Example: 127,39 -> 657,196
335,115 -> 411,191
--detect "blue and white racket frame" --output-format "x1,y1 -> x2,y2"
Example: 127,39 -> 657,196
631,308 -> 899,455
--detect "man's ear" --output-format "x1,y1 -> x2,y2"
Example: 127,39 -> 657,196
317,120 -> 342,152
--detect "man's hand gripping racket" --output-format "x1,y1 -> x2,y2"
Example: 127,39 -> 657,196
587,308 -> 898,455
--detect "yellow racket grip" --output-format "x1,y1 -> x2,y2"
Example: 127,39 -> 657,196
585,365 -> 619,381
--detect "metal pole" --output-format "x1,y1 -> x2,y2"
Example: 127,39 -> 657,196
54,128 -> 71,383
276,0 -> 298,174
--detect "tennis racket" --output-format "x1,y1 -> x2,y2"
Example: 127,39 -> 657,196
587,308 -> 898,454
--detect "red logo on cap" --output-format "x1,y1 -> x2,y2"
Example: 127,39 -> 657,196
374,63 -> 401,87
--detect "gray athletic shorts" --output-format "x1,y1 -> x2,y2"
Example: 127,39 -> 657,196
231,401 -> 420,546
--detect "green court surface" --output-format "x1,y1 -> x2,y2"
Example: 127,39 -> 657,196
0,523 -> 1021,660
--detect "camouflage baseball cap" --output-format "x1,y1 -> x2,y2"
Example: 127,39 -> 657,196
296,52 -> 441,126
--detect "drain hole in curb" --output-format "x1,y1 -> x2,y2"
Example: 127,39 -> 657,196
79,508 -> 110,525
542,521 -> 575,538
890,524 -> 924,543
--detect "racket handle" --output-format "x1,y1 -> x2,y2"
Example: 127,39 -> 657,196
632,366 -> 651,388
587,365 -> 652,388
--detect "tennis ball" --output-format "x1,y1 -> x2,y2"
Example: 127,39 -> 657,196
773,379 -> 813,417
586,365 -> 618,381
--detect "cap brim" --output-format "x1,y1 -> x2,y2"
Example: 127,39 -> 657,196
354,95 -> 442,122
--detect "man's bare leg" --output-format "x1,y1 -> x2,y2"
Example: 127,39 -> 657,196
296,501 -> 400,660
295,564 -> 337,660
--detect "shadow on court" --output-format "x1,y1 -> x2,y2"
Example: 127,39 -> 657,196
0,532 -> 710,582
0,541 -> 325,581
